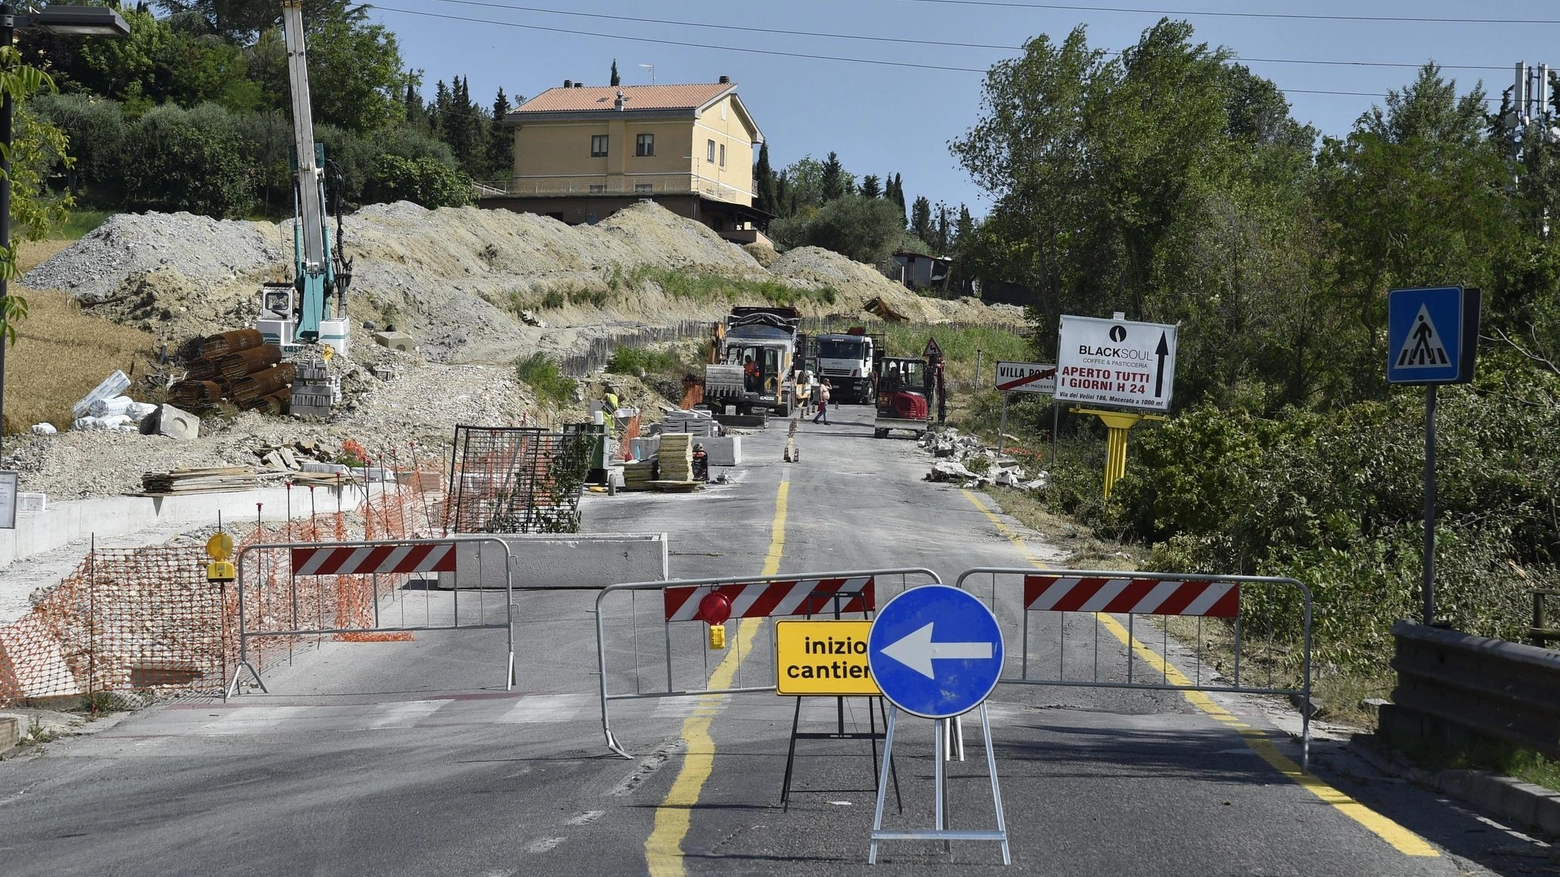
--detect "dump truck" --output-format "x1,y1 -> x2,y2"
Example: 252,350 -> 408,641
813,327 -> 881,404
703,306 -> 802,418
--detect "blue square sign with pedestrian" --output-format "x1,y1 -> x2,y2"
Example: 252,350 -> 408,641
1386,286 -> 1481,385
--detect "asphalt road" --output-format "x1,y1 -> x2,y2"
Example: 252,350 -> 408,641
2,403 -> 1557,876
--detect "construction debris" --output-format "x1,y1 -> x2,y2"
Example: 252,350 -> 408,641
140,467 -> 260,495
921,428 -> 1049,491
71,370 -> 131,419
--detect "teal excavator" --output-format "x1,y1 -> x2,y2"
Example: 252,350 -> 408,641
255,0 -> 352,415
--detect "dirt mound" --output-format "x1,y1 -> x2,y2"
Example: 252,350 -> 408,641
25,201 -> 1017,365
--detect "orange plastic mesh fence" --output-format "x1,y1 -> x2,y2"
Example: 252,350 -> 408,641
0,473 -> 444,706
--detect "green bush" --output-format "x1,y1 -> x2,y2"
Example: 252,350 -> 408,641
514,353 -> 575,405
122,102 -> 252,217
1096,352 -> 1560,671
607,346 -> 680,376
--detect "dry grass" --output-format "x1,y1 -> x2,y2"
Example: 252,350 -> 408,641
3,241 -> 156,434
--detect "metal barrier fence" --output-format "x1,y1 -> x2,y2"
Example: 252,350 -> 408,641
227,536 -> 517,698
446,425 -> 593,534
955,567 -> 1314,767
596,568 -> 941,757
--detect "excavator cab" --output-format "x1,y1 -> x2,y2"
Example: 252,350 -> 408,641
874,356 -> 931,438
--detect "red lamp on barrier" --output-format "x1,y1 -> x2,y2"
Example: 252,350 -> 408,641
698,591 -> 731,649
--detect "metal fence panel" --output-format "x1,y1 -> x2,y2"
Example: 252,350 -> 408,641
595,568 -> 941,757
955,567 -> 1313,767
446,425 -> 592,534
228,536 -> 517,698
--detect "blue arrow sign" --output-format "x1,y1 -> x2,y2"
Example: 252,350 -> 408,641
1386,287 -> 1481,385
868,585 -> 1003,719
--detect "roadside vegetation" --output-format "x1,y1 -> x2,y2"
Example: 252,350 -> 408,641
936,21 -> 1560,785
513,353 -> 576,406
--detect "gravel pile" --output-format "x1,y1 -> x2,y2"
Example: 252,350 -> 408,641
10,200 -> 1026,501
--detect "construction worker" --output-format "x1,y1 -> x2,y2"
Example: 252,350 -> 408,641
812,379 -> 832,425
743,355 -> 760,391
602,386 -> 620,414
692,442 -> 709,481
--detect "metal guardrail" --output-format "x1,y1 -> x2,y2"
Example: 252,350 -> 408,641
594,568 -> 940,757
955,567 -> 1314,769
227,536 -> 518,699
1530,589 -> 1560,646
1387,620 -> 1560,761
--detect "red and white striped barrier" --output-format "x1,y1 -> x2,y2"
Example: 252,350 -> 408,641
291,542 -> 457,577
1024,575 -> 1238,618
663,576 -> 875,622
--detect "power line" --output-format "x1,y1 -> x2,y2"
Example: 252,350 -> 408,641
419,0 -> 1513,71
892,0 -> 1560,26
375,4 -> 1513,103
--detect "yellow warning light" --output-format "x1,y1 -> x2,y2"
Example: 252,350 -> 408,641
206,560 -> 236,583
708,623 -> 727,650
205,532 -> 234,561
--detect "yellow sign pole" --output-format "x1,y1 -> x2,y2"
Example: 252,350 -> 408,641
1071,407 -> 1166,498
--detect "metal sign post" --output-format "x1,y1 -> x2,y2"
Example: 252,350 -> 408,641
866,585 -> 1009,865
1386,287 -> 1481,625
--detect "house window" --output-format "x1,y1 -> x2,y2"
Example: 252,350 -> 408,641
719,144 -> 726,167
589,184 -> 606,193
591,134 -> 608,157
707,140 -> 716,162
634,183 -> 653,194
636,133 -> 655,156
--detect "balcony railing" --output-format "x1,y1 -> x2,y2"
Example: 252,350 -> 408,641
473,175 -> 749,204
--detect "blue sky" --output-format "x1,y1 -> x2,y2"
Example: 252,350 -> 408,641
368,1 -> 1560,218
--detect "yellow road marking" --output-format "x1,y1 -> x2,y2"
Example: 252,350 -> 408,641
646,475 -> 789,876
961,490 -> 1440,859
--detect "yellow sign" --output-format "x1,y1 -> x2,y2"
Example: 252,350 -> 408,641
775,620 -> 879,696
205,532 -> 234,561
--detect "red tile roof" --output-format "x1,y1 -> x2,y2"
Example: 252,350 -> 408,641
514,82 -> 734,114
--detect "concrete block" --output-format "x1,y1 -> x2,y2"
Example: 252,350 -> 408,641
437,532 -> 669,590
0,716 -> 17,754
373,331 -> 414,352
702,435 -> 742,467
154,404 -> 200,440
300,462 -> 348,475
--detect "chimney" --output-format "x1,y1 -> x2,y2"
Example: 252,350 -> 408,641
563,79 -> 572,88
614,89 -> 625,110
718,75 -> 731,84
575,82 -> 584,88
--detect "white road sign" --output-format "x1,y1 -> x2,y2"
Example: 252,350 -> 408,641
1056,315 -> 1178,412
0,470 -> 17,530
994,361 -> 1057,394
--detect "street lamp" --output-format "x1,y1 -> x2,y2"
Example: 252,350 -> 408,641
0,3 -> 128,454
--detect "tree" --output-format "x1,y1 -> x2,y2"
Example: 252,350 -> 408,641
859,174 -> 881,199
31,94 -> 126,204
365,153 -> 473,208
885,173 -> 906,224
821,151 -> 847,201
487,88 -> 514,181
950,20 -> 1336,408
909,196 -> 933,247
776,155 -> 826,215
154,0 -> 369,43
1315,63 -> 1514,400
122,102 -> 253,217
768,195 -> 918,265
610,59 -> 620,87
0,48 -> 72,346
753,142 -> 778,215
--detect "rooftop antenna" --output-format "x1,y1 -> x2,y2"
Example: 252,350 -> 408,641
639,63 -> 655,85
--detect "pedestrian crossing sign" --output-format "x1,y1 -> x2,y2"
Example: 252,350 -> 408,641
1386,286 -> 1481,385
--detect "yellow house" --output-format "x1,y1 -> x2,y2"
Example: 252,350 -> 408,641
481,76 -> 768,239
